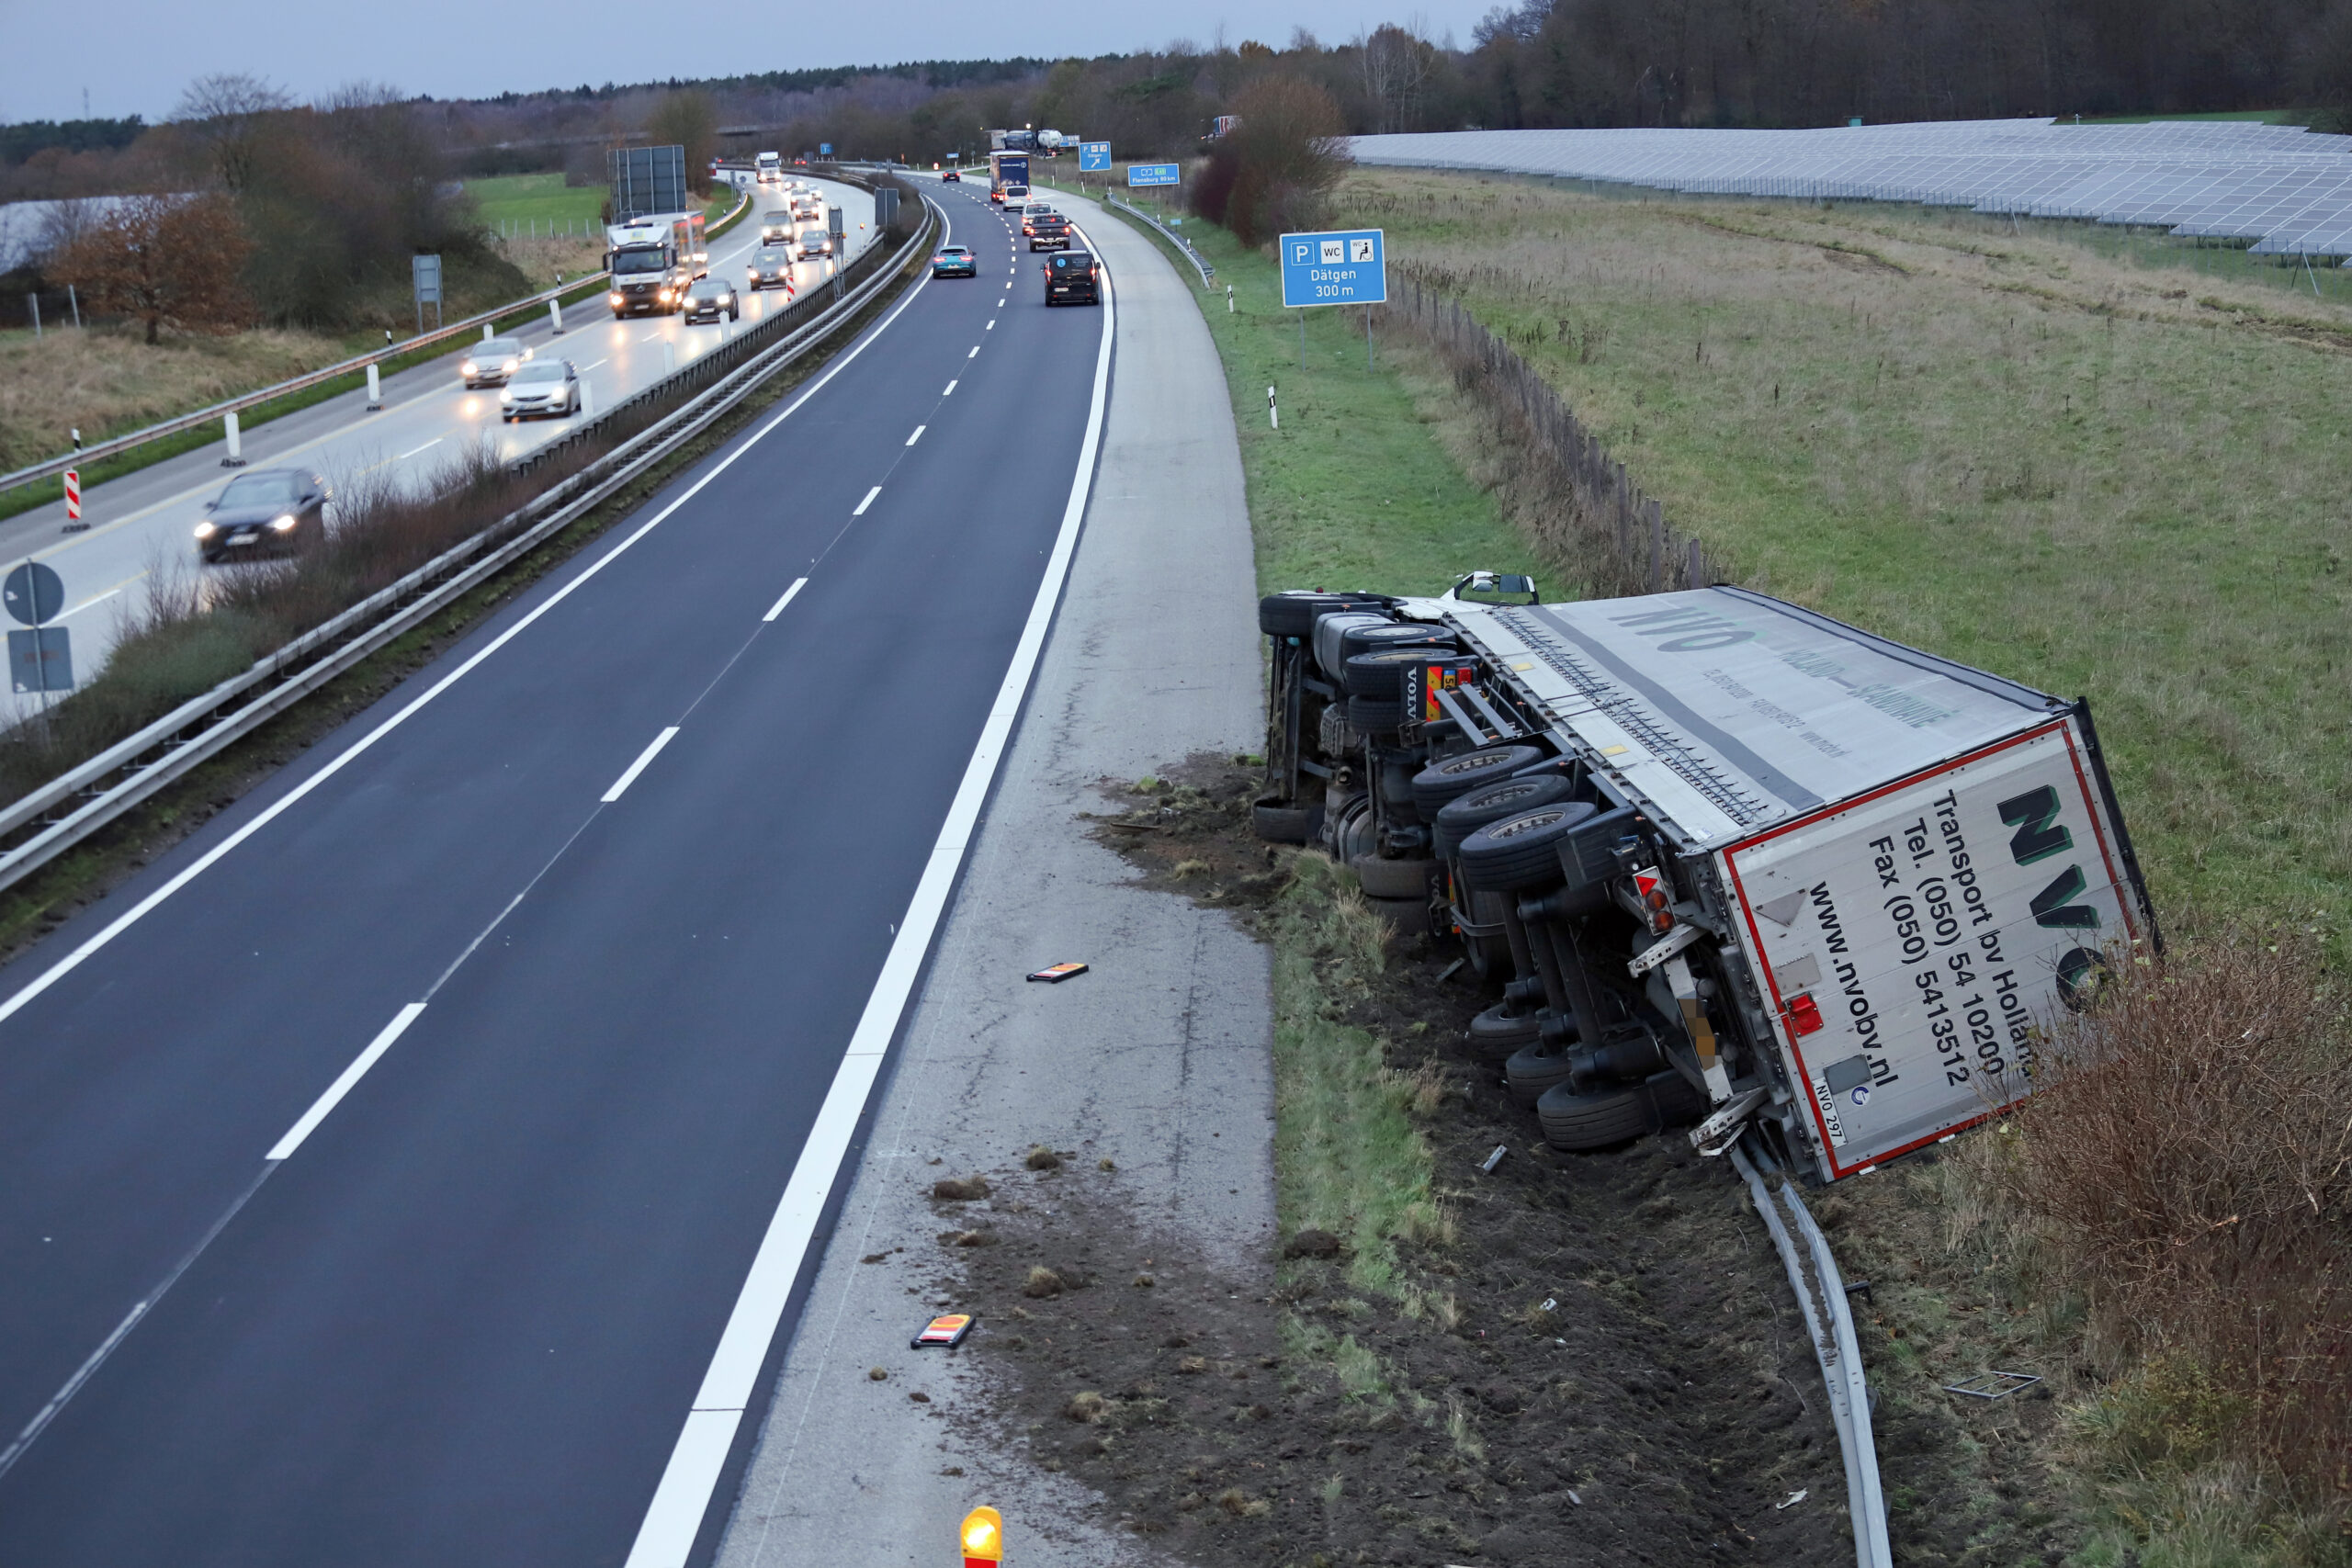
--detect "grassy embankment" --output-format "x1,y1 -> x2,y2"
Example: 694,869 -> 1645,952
1110,174 -> 2350,1563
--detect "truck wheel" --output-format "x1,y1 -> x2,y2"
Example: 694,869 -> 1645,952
1346,694 -> 1406,734
1411,745 -> 1544,817
1252,802 -> 1315,843
1504,1036 -> 1579,1109
1342,646 -> 1448,701
1258,592 -> 1385,639
1364,894 -> 1431,939
1338,622 -> 1459,664
1435,774 -> 1575,859
1352,854 -> 1435,899
1536,1072 -> 1708,1152
1468,1004 -> 1541,1063
1458,803 -> 1600,894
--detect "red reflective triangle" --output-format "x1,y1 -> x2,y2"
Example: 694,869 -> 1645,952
1634,871 -> 1661,898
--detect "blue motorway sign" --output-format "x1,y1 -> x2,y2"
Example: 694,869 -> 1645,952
1279,228 -> 1387,308
1079,141 -> 1111,173
819,142 -> 833,156
1126,162 -> 1180,188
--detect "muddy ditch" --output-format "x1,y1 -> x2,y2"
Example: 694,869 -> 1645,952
912,756 -> 2077,1567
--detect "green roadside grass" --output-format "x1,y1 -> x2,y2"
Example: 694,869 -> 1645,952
464,173 -> 605,231
1095,201 -> 1536,597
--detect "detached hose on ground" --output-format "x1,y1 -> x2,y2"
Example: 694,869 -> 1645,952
1729,1140 -> 1893,1568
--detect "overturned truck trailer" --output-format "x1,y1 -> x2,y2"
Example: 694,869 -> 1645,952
1256,578 -> 2157,1182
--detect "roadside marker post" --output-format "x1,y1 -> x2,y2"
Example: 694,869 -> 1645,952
222,410 -> 246,468
366,363 -> 382,411
62,470 -> 81,532
1268,386 -> 1278,431
548,296 -> 565,336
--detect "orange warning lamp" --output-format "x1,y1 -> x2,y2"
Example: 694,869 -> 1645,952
961,1506 -> 1003,1566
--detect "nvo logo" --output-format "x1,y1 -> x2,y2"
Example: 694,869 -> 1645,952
1996,784 -> 2106,1008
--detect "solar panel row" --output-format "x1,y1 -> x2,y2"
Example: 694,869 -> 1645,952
1349,119 -> 2352,258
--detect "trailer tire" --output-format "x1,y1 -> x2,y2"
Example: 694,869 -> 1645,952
1503,1035 -> 1579,1109
1252,802 -> 1316,843
1411,745 -> 1545,817
1535,1072 -> 1709,1151
1458,803 -> 1600,893
1342,646 -> 1445,701
1347,695 -> 1407,734
1352,854 -> 1436,899
1434,774 -> 1577,859
1468,1005 -> 1542,1062
1364,895 -> 1430,939
1259,592 -> 1382,639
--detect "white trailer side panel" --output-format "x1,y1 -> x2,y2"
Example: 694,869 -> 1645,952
1720,717 -> 2145,1179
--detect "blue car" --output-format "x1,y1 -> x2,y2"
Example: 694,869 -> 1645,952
931,244 -> 978,278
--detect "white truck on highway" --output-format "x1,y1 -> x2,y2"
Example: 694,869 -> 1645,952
756,151 -> 783,184
1254,581 -> 2156,1182
604,213 -> 708,318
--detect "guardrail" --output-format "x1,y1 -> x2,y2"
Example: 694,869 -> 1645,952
0,183 -> 756,502
0,188 -> 935,897
1730,1142 -> 1892,1568
1102,195 -> 1215,287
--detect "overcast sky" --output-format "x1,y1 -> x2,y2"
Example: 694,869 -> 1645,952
1,0 -> 1491,124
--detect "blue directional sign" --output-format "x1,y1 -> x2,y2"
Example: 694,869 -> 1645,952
819,142 -> 833,156
1279,228 -> 1387,308
1079,141 -> 1111,173
1126,162 -> 1180,188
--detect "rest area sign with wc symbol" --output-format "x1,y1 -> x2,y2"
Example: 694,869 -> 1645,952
1279,229 -> 1386,308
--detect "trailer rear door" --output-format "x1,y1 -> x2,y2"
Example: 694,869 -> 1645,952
1720,715 -> 2146,1179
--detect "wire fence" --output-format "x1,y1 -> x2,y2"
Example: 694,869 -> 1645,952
1389,269 -> 1713,599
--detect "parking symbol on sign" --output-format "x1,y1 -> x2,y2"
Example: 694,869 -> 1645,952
1319,240 -> 1343,263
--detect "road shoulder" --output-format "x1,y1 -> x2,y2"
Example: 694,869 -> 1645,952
715,191 -> 1267,1566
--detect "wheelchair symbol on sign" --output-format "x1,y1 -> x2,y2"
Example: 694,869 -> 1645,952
1350,238 -> 1375,262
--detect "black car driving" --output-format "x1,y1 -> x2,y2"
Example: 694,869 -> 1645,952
1027,213 -> 1071,252
682,276 -> 741,323
931,244 -> 978,277
1044,250 -> 1101,306
195,468 -> 330,563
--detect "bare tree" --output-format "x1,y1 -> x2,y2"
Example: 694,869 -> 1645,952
173,72 -> 294,193
56,193 -> 252,344
643,90 -> 718,195
1360,18 -> 1440,132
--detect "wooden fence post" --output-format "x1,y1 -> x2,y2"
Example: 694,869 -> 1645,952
1688,537 -> 1705,588
1646,499 -> 1664,592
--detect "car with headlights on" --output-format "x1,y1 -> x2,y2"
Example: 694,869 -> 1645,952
747,246 -> 797,291
931,244 -> 978,278
500,357 -> 580,421
682,276 -> 741,323
460,336 -> 531,388
194,468 -> 330,563
796,227 -> 832,260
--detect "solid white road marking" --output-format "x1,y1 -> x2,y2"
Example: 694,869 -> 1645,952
620,232 -> 1118,1568
602,727 -> 680,803
905,425 -> 924,446
0,247 -> 944,1034
266,1003 -> 428,1161
943,380 -> 956,396
762,579 -> 808,622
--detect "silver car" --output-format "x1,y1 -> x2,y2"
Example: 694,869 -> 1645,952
460,336 -> 531,388
499,357 -> 580,422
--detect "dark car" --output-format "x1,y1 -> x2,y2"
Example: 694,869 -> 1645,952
931,244 -> 978,278
747,246 -> 797,291
195,468 -> 330,563
500,357 -> 580,422
941,169 -> 961,183
1045,250 -> 1101,306
1027,212 -> 1071,252
459,335 -> 531,388
683,276 -> 741,323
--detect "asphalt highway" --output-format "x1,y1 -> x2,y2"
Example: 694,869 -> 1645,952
0,175 -> 876,725
0,181 -> 1108,1565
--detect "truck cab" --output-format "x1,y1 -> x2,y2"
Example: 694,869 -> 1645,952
605,220 -> 692,317
755,151 -> 783,184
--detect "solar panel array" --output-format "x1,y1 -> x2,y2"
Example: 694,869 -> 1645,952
1349,119 -> 2352,257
